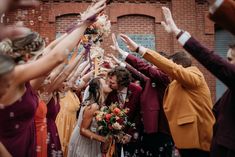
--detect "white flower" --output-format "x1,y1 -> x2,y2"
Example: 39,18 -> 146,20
90,45 -> 104,59
95,15 -> 111,37
112,122 -> 122,130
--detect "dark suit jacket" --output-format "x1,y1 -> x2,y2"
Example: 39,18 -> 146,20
183,36 -> 235,151
209,0 -> 235,35
125,54 -> 170,134
105,83 -> 142,136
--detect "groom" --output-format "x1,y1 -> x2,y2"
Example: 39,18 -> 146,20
105,66 -> 142,156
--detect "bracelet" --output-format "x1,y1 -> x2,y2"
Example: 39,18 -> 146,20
135,46 -> 140,53
176,30 -> 184,39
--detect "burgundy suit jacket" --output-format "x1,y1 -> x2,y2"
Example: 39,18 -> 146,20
105,83 -> 142,136
125,54 -> 170,134
209,0 -> 235,35
183,36 -> 235,151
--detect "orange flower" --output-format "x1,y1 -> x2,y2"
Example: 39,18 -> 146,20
113,107 -> 121,115
82,36 -> 88,43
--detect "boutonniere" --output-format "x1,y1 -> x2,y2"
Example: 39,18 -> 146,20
125,90 -> 132,103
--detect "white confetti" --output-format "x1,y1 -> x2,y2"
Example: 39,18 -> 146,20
15,124 -> 19,129
0,104 -> 5,109
36,146 -> 41,152
9,112 -> 14,118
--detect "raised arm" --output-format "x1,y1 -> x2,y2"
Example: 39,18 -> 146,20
109,53 -> 148,84
161,6 -> 235,88
42,33 -> 68,55
47,50 -> 85,93
13,0 -> 106,85
208,0 -> 235,35
111,33 -> 169,85
114,34 -> 202,88
68,60 -> 90,84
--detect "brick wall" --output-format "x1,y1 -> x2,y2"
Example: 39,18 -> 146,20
4,0 -> 216,102
56,14 -> 79,34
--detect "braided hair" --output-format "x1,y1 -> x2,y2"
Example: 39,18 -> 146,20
0,31 -> 45,62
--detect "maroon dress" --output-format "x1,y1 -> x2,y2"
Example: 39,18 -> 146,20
46,96 -> 63,157
0,83 -> 38,157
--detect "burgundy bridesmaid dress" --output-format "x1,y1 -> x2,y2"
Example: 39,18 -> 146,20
47,96 -> 63,157
0,83 -> 38,157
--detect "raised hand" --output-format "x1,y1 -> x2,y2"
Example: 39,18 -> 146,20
110,33 -> 120,51
81,0 -> 106,22
0,0 -> 39,40
110,33 -> 129,56
108,54 -> 121,65
161,7 -> 180,35
119,34 -> 138,52
9,0 -> 40,11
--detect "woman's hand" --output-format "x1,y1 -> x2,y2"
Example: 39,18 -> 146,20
110,33 -> 130,58
161,7 -> 181,35
101,136 -> 112,153
110,33 -> 121,52
81,0 -> 106,22
108,54 -> 121,65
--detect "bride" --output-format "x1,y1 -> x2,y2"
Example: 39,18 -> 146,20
68,77 -> 112,157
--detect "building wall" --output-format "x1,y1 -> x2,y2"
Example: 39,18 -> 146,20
4,0 -> 216,102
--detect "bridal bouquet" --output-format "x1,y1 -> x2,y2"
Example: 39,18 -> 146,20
95,103 -> 134,139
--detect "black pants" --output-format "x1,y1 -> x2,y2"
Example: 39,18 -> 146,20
179,149 -> 209,157
210,143 -> 235,157
140,132 -> 174,157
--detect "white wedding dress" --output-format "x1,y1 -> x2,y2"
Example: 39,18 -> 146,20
68,106 -> 102,157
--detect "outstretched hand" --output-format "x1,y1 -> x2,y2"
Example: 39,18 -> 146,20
9,0 -> 40,11
110,33 -> 120,52
110,33 -> 130,57
161,7 -> 180,35
81,0 -> 106,22
108,54 -> 121,65
0,0 -> 39,41
119,34 -> 138,52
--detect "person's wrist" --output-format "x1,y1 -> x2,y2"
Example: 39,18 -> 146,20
173,28 -> 181,36
138,46 -> 147,57
135,46 -> 140,53
176,30 -> 184,39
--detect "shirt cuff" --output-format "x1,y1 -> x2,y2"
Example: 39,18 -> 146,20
120,62 -> 126,67
139,46 -> 148,57
120,50 -> 129,60
209,0 -> 224,14
178,31 -> 191,46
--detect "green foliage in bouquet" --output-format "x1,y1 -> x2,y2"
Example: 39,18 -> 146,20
95,103 -> 135,138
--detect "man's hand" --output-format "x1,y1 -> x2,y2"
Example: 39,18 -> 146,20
161,7 -> 181,35
119,34 -> 138,52
121,134 -> 132,144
